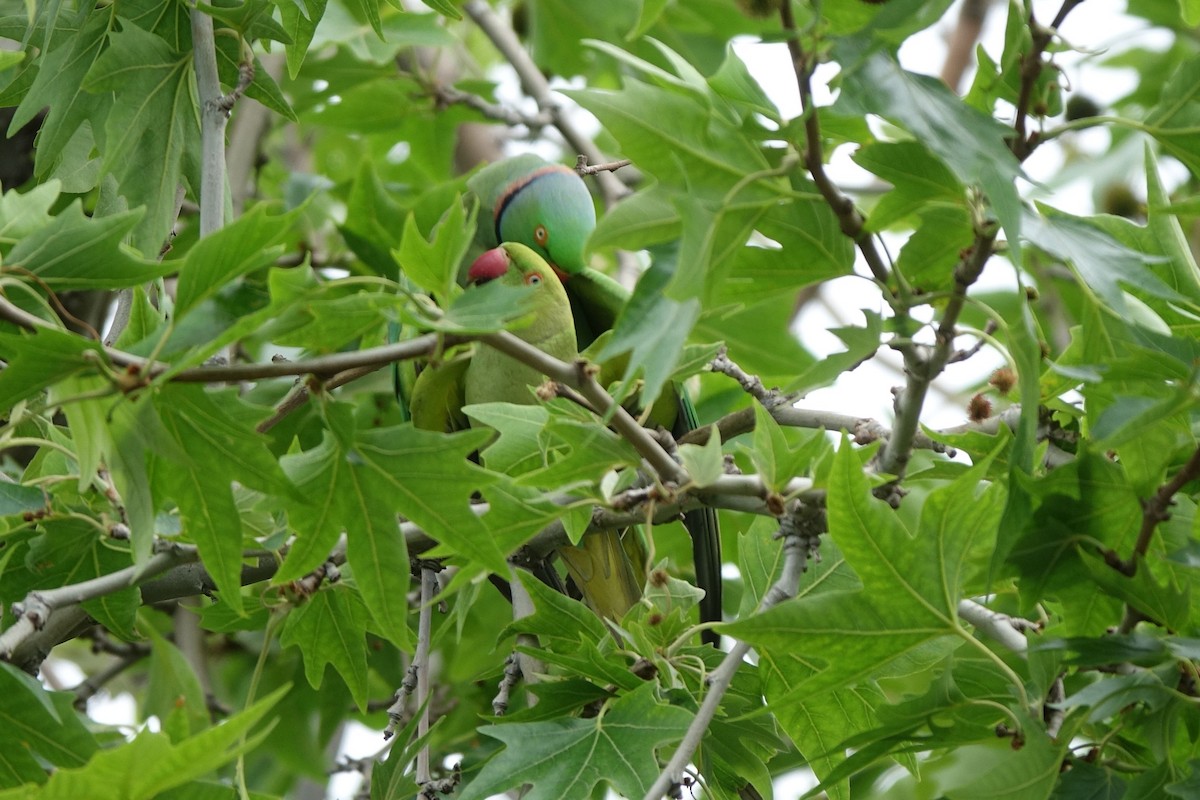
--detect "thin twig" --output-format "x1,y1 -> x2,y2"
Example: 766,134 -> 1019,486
876,228 -> 997,480
479,330 -> 688,485
779,2 -> 891,287
643,506 -> 817,800
433,84 -> 553,128
0,296 -> 463,384
71,646 -> 150,708
710,346 -> 775,406
1010,0 -> 1084,160
1118,442 -> 1200,577
415,565 -> 439,790
956,599 -> 1033,655
491,653 -> 523,716
678,402 -> 952,457
574,155 -> 632,176
508,565 -> 544,689
941,0 -> 993,92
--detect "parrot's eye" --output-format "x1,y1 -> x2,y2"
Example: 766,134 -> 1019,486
525,272 -> 543,286
533,224 -> 548,245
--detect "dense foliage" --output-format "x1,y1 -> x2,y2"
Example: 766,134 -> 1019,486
1,0 -> 1199,798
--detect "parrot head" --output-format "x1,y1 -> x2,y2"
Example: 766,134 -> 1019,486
494,164 -> 596,279
467,243 -> 574,348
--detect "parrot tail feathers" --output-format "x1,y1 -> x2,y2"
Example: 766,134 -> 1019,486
558,531 -> 643,625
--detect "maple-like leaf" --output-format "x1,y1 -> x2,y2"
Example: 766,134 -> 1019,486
457,684 -> 692,800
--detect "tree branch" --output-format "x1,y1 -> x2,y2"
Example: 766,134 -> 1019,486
1118,442 -> 1200,577
190,5 -> 229,237
479,330 -> 689,485
414,564 -> 438,792
643,506 -> 819,800
779,1 -> 891,287
433,84 -> 553,129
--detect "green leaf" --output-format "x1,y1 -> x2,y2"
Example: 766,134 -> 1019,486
565,77 -> 775,201
678,426 -> 723,488
0,686 -> 286,800
834,48 -> 1023,256
6,201 -> 168,289
8,7 -> 110,180
588,184 -> 680,252
82,22 -> 200,254
151,384 -> 297,615
173,204 -> 301,319
394,195 -> 475,299
0,328 -> 106,409
0,483 -> 46,516
0,662 -> 96,786
696,293 -> 816,386
854,140 -> 966,231
278,0 -> 328,77
457,684 -> 692,800
279,412 -> 505,645
896,205 -> 976,294
1023,205 -> 1188,315
281,585 -> 371,711
505,569 -> 610,647
144,627 -> 209,741
1145,57 -> 1200,179
726,440 -> 1003,701
598,255 -> 701,409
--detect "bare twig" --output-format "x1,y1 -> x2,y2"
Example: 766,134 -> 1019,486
643,506 -> 818,800
415,565 -> 439,790
508,565 -> 544,689
1010,0 -> 1084,160
678,402 -> 953,457
434,84 -> 553,129
479,330 -> 688,485
574,155 -> 632,176
71,645 -> 150,708
1117,442 -> 1200,577
190,6 -> 228,237
710,346 -> 775,406
956,599 -> 1033,655
877,229 -> 997,480
779,2 -> 891,287
0,546 -> 193,663
491,653 -> 523,716
0,296 -> 463,385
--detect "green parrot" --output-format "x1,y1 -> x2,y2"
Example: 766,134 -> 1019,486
411,242 -> 643,624
468,156 -> 723,644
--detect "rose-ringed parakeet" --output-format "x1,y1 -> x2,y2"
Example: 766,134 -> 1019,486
468,156 -> 724,643
411,242 -> 643,624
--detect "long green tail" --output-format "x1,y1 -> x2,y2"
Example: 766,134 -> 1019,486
675,392 -> 723,646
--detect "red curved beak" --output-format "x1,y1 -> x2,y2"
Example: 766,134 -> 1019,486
468,247 -> 510,284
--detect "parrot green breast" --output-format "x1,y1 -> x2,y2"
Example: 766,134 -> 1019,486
463,243 -> 578,410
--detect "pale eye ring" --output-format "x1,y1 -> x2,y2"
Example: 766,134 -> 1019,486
525,272 -> 543,286
534,224 -> 548,245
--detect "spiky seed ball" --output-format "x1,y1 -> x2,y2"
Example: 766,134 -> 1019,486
968,393 -> 993,423
989,367 -> 1017,395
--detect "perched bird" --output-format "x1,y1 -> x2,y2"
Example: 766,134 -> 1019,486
467,155 -> 724,644
411,243 -> 643,623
